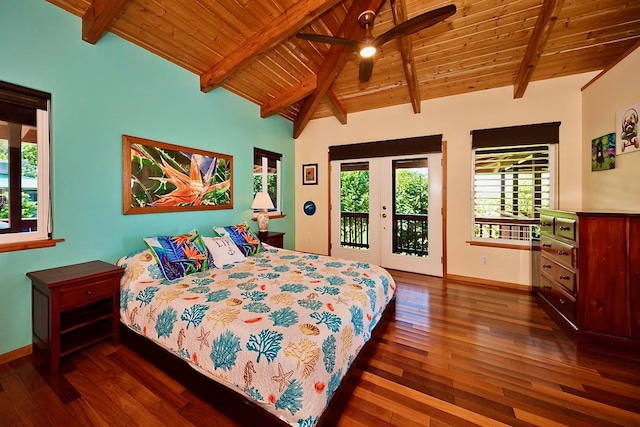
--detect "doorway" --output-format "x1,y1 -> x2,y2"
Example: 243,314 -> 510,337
330,153 -> 442,276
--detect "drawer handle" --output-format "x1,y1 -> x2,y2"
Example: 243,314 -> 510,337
557,250 -> 568,256
543,285 -> 552,290
542,243 -> 551,248
542,264 -> 552,269
87,290 -> 92,295
559,226 -> 571,231
559,298 -> 566,304
558,275 -> 570,280
541,222 -> 551,227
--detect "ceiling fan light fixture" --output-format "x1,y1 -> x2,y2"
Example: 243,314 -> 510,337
360,45 -> 376,58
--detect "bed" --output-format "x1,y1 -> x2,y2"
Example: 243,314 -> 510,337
116,232 -> 396,427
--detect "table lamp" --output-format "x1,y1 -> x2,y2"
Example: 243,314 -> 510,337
251,192 -> 275,233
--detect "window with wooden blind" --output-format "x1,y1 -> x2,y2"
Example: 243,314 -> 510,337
0,81 -> 53,250
471,122 -> 558,244
253,147 -> 282,214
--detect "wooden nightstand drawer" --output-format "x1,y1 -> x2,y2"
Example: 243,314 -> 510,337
60,278 -> 114,310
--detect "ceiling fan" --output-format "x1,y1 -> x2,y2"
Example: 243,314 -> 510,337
296,4 -> 457,83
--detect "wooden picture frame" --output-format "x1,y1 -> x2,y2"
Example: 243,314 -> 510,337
302,163 -> 318,185
123,135 -> 233,214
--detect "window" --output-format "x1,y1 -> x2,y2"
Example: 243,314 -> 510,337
253,148 -> 281,214
471,122 -> 558,244
0,81 -> 51,247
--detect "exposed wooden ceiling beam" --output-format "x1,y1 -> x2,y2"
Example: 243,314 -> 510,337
260,75 -> 317,118
293,0 -> 386,138
200,0 -> 341,93
513,0 -> 564,99
390,0 -> 420,114
82,0 -> 130,45
324,89 -> 347,124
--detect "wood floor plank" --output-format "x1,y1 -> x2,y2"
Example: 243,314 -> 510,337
0,380 -> 24,427
10,357 -> 78,426
0,373 -> 51,426
66,397 -> 111,427
106,343 -> 190,409
358,371 -> 511,427
1,271 -> 639,426
73,355 -> 167,426
64,369 -> 133,426
81,344 -> 186,420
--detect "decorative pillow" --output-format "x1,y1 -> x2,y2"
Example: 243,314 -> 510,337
203,236 -> 246,267
116,248 -> 167,284
212,222 -> 263,256
143,229 -> 210,281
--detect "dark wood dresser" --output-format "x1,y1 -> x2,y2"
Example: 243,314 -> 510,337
27,260 -> 124,374
258,231 -> 285,248
537,209 -> 640,359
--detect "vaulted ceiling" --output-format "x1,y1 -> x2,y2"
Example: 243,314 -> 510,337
47,0 -> 640,138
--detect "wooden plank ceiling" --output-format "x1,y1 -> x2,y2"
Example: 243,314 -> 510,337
47,0 -> 640,138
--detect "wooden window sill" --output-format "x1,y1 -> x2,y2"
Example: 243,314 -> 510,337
0,238 -> 65,253
466,240 -> 530,250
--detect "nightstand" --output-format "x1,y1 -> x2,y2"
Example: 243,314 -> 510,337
27,260 -> 124,374
258,231 -> 285,248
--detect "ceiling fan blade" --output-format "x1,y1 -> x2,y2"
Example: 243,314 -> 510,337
296,33 -> 359,51
359,57 -> 374,83
375,4 -> 456,47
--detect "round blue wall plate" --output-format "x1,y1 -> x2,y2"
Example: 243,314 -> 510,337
303,200 -> 316,216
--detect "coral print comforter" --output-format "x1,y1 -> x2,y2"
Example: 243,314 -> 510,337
117,246 -> 395,427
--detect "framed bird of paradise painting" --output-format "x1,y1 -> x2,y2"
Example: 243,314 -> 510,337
123,135 -> 233,214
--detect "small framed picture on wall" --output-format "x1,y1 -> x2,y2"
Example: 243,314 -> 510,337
302,163 -> 318,185
616,103 -> 640,155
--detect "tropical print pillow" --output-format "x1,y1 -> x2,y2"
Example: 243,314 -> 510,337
213,222 -> 263,256
144,229 -> 210,281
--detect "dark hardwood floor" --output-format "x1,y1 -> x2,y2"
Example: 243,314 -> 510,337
2,271 -> 640,426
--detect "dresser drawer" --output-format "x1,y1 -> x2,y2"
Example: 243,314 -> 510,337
60,278 -> 114,310
540,214 -> 555,236
556,217 -> 577,242
541,236 -> 576,270
540,255 -> 576,294
540,274 -> 576,325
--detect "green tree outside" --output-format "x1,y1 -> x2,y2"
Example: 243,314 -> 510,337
395,170 -> 428,214
339,168 -> 429,255
0,140 -> 38,220
340,170 -> 369,212
0,192 -> 37,219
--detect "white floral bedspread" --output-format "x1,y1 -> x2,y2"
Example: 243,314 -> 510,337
116,246 -> 395,427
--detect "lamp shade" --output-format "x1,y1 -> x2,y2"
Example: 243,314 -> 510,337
251,192 -> 275,210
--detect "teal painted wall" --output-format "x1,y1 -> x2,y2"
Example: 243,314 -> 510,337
0,0 -> 295,355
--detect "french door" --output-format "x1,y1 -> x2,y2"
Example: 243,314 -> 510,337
330,154 -> 442,276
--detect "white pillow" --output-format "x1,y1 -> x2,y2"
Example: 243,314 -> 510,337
203,236 -> 246,267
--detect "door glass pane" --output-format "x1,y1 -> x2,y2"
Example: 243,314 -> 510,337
340,162 -> 369,250
393,158 -> 428,257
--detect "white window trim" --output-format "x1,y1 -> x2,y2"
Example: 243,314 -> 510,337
254,152 -> 282,216
0,107 -> 50,245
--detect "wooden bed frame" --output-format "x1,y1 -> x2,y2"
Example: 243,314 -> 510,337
120,297 -> 396,427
